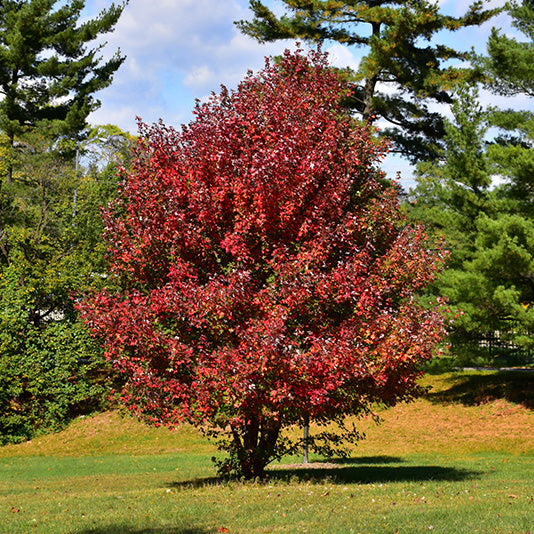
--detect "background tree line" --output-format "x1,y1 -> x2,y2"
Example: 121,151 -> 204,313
1,0 -> 534,446
0,0 -> 131,443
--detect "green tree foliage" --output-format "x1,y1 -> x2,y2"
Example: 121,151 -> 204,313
236,0 -> 498,161
410,84 -> 491,264
0,0 -> 129,443
84,124 -> 137,172
410,83 -> 534,364
482,0 -> 534,98
0,127 -> 132,443
478,0 -> 534,214
0,271 -> 111,444
0,0 -> 127,153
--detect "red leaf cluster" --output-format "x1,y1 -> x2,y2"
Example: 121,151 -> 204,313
79,49 -> 445,445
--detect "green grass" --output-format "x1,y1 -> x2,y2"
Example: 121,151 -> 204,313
1,371 -> 534,533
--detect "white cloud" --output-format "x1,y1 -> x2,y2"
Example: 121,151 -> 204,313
184,65 -> 215,89
86,0 -> 293,132
324,43 -> 361,71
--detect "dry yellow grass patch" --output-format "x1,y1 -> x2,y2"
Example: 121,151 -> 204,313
0,410 -> 213,458
2,371 -> 533,461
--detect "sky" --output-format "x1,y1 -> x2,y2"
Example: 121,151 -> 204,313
83,0 -> 515,189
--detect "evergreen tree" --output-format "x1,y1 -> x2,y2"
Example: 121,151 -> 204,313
0,0 -> 127,154
410,83 -> 492,266
410,84 -> 534,364
478,0 -> 534,215
236,0 -> 498,161
482,0 -> 534,98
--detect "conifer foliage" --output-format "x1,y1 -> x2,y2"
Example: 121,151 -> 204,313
481,0 -> 534,213
237,0 -> 498,161
0,0 -> 127,147
80,49 -> 446,479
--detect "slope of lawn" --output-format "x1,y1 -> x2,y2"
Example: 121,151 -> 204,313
1,370 -> 534,533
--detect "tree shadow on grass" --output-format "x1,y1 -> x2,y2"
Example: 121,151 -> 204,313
427,370 -> 534,408
331,455 -> 403,465
166,455 -> 481,488
74,527 -> 208,534
266,464 -> 481,484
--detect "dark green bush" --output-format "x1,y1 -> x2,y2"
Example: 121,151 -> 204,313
0,319 -> 113,444
0,263 -> 113,444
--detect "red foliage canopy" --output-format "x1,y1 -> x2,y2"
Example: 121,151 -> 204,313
79,48 -> 445,478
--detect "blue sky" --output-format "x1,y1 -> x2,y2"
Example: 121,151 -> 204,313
83,0 -> 513,188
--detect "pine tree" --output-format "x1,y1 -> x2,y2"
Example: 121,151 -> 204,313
236,0 -> 498,161
478,0 -> 534,215
0,1 -> 127,152
410,83 -> 491,265
410,83 -> 534,364
483,0 -> 534,98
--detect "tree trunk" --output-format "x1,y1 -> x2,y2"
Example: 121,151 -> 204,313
302,413 -> 309,464
362,22 -> 381,122
362,75 -> 378,121
231,417 -> 281,479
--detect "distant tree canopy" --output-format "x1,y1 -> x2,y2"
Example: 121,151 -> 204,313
237,0 -> 498,162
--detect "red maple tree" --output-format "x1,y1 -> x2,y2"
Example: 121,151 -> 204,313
79,48 -> 445,479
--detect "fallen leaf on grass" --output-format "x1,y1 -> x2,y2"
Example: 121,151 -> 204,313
218,528 -> 229,533
508,494 -> 518,499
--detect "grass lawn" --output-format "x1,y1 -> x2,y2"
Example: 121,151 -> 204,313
1,370 -> 534,533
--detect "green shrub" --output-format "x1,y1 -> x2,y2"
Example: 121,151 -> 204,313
0,319 -> 113,444
0,265 -> 114,443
